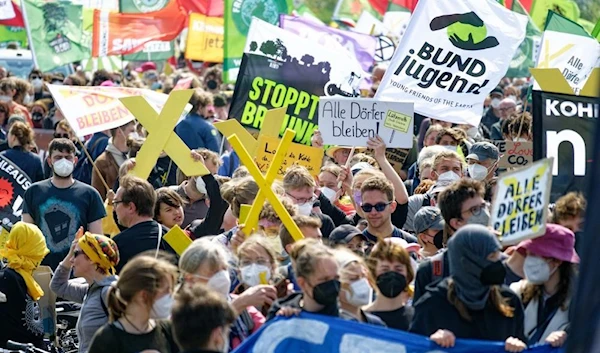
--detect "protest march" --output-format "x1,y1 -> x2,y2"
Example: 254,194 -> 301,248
0,0 -> 599,352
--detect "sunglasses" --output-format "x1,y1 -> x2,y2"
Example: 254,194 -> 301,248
30,76 -> 41,80
360,201 -> 392,213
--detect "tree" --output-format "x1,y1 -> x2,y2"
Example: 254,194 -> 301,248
249,41 -> 258,52
301,54 -> 315,66
260,40 -> 278,56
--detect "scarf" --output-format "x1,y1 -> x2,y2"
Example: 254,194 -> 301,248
0,222 -> 49,300
79,232 -> 120,275
447,224 -> 501,310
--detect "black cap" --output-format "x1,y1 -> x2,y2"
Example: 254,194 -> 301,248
329,225 -> 366,245
491,87 -> 503,97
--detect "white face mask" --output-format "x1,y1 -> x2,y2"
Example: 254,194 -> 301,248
240,264 -> 271,287
207,269 -> 231,297
0,95 -> 11,103
195,176 -> 207,194
466,126 -> 478,138
297,202 -> 313,216
437,171 -> 461,182
320,187 -> 337,202
524,255 -> 556,285
344,278 -> 373,307
468,163 -> 489,181
23,93 -> 33,104
150,293 -> 174,319
442,145 -> 457,152
32,78 -> 43,89
491,98 -> 501,109
53,158 -> 74,177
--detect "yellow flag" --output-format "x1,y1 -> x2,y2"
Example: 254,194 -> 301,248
185,13 -> 224,63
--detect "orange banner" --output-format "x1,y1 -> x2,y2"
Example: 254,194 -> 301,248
92,0 -> 186,57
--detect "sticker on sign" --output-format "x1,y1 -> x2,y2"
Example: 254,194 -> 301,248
318,97 -> 413,148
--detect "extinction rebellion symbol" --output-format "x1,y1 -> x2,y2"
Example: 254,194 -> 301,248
430,11 -> 499,51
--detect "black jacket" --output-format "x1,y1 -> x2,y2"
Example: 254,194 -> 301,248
410,278 -> 526,342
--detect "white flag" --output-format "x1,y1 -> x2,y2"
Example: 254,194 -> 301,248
0,0 -> 16,20
375,0 -> 527,126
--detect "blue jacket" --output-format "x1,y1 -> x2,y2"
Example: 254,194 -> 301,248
175,112 -> 219,152
218,151 -> 240,177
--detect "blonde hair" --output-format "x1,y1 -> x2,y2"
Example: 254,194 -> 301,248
351,169 -> 384,191
259,197 -> 297,224
237,235 -> 279,270
279,215 -> 322,251
283,165 -> 315,191
220,176 -> 259,218
290,238 -> 336,279
334,247 -> 373,285
432,150 -> 464,174
349,153 -> 378,169
360,176 -> 395,201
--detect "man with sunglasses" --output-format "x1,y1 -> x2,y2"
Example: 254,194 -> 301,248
359,176 -> 417,248
413,178 -> 488,302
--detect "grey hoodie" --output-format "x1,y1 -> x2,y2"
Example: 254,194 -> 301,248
50,262 -> 118,353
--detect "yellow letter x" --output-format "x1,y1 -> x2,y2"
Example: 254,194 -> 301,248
119,90 -> 209,179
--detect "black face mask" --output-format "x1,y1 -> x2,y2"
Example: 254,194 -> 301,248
32,112 -> 44,121
480,261 -> 506,286
206,79 -> 218,90
311,279 -> 340,306
376,271 -> 407,298
433,230 -> 444,249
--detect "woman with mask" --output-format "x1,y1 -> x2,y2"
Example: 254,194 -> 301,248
335,249 -> 385,326
410,225 -> 527,352
0,222 -> 49,349
510,224 -> 579,348
1,121 -> 44,182
318,164 -> 355,216
88,254 -> 179,353
179,238 -> 270,351
50,232 -> 120,353
363,240 -> 414,330
29,100 -> 48,129
267,239 -> 342,320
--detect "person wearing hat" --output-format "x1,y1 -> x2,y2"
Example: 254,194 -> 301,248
135,61 -> 157,74
326,146 -> 366,166
329,225 -> 368,256
0,222 -> 49,349
50,231 -> 120,353
466,142 -> 500,182
510,224 -> 579,347
414,207 -> 445,259
410,225 -> 527,351
481,87 -> 504,130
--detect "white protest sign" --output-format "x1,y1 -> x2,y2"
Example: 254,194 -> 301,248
375,0 -> 527,126
47,85 -> 191,136
0,0 -> 15,20
318,97 -> 414,148
490,158 -> 553,246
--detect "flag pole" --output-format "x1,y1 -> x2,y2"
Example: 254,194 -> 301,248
76,138 -> 111,192
20,0 -> 40,69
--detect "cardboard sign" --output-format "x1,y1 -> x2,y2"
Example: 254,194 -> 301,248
491,140 -> 534,169
490,158 -> 553,245
163,225 -> 192,255
256,135 -> 323,178
47,84 -> 191,136
318,98 -> 413,148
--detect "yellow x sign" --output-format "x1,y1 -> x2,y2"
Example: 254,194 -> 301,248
228,128 -> 304,242
119,90 -> 209,179
530,68 -> 600,97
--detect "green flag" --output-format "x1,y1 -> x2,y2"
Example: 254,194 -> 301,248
119,0 -> 174,62
591,18 -> 600,40
506,0 -> 542,77
529,0 -> 580,31
22,0 -> 88,72
333,0 -> 381,22
224,0 -> 292,83
0,26 -> 27,49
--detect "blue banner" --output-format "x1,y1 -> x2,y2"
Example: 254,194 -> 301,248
232,313 -> 564,353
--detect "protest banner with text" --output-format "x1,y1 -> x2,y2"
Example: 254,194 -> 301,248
532,90 -> 598,202
229,19 -> 365,146
47,85 -> 191,136
186,13 -> 224,63
234,312 -> 562,353
490,158 -> 553,246
0,155 -> 31,228
318,98 -> 414,148
491,140 -> 533,169
255,135 -> 323,178
375,0 -> 527,126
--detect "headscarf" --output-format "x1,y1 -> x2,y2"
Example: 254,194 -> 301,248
78,232 -> 120,275
0,222 -> 49,300
447,224 -> 501,310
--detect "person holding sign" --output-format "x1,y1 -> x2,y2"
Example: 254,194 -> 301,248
510,224 -> 579,347
466,142 -> 500,182
410,225 -> 527,352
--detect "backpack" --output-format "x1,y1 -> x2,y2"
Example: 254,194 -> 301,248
73,136 -> 108,184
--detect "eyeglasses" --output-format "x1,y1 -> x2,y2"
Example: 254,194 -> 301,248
54,133 -> 69,139
360,201 -> 392,213
462,203 -> 489,216
286,193 -> 317,205
111,199 -> 124,206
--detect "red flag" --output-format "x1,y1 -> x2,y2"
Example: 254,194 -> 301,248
92,0 -> 187,57
368,0 -> 419,14
0,1 -> 24,27
180,0 -> 223,17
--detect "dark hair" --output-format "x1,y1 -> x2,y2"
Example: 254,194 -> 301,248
48,138 -> 76,156
119,175 -> 157,217
435,127 -> 466,144
65,74 -> 85,86
189,90 -> 214,112
154,187 -> 186,220
172,284 -> 235,351
91,69 -> 112,87
28,69 -> 43,80
438,179 -> 485,242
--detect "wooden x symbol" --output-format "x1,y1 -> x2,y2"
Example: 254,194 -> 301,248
119,90 -> 209,179
228,128 -> 304,242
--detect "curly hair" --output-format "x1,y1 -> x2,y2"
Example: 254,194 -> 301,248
9,121 -> 34,146
552,192 -> 586,223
